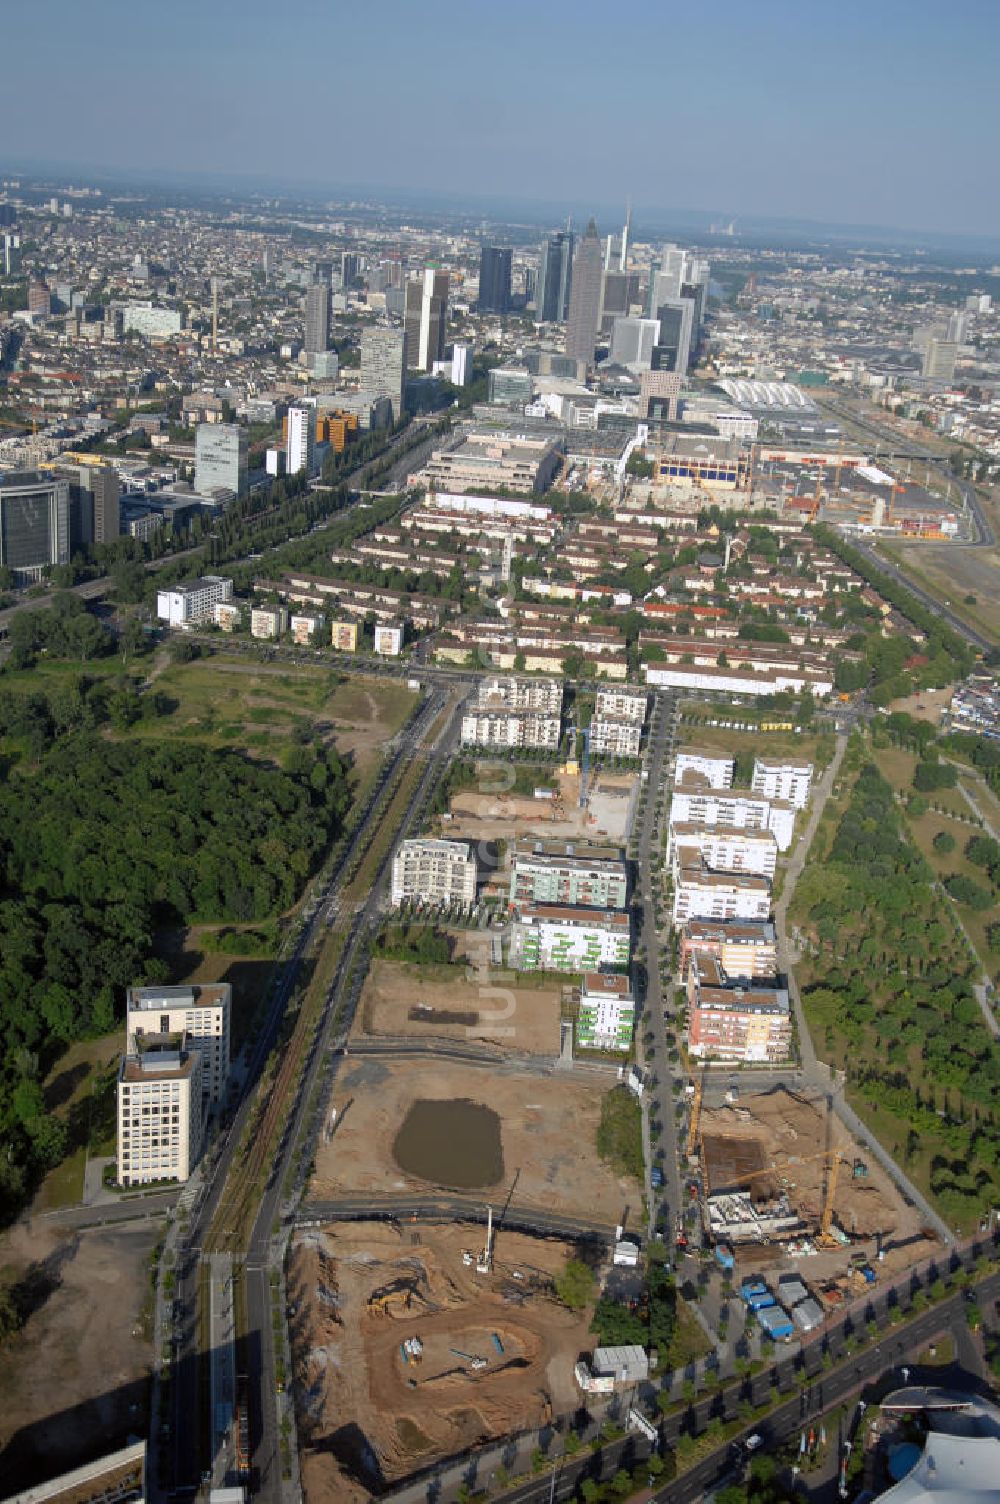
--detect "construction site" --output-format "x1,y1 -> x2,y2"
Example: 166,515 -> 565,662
684,1082 -> 936,1288
309,1055 -> 631,1226
441,769 -> 637,848
354,957 -> 565,1057
289,1218 -> 594,1501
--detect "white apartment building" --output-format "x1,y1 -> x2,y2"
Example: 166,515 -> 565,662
670,827 -> 779,881
589,717 -> 642,758
126,983 -> 231,1111
672,866 -> 771,924
391,838 -> 477,907
752,758 -> 813,809
286,401 -> 316,476
674,748 -> 735,790
374,623 -> 404,656
594,688 -> 648,723
117,1040 -> 203,1187
290,613 -> 322,645
461,711 -> 561,750
250,605 -> 289,639
156,574 -> 233,627
668,789 -> 796,853
576,974 -> 635,1051
510,904 -> 631,973
476,675 -> 563,714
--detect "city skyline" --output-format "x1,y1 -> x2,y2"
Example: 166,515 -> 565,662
3,0 -> 1000,241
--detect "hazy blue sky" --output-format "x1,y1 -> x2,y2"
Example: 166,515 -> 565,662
5,0 -> 999,236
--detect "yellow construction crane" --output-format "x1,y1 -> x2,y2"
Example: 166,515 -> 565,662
817,1152 -> 846,1250
686,1068 -> 705,1158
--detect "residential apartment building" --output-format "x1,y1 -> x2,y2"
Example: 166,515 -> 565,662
125,983 -> 231,1111
331,620 -> 359,651
577,973 -> 635,1052
391,838 -> 477,907
476,675 -> 563,714
595,688 -> 648,723
752,758 -> 813,809
286,401 -> 316,476
588,717 -> 642,758
674,748 -> 735,790
510,904 -> 631,973
680,920 -> 778,980
668,789 -> 795,853
156,574 -> 233,626
117,1037 -> 203,1187
669,827 -> 779,881
213,601 -> 243,632
290,614 -> 321,645
460,711 -> 561,750
672,866 -> 771,924
687,955 -> 791,1063
509,840 -> 628,911
194,422 -> 248,497
250,605 -> 289,639
374,622 -> 404,655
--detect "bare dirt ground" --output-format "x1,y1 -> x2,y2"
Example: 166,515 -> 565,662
0,1221 -> 156,1492
882,538 -> 1000,646
290,1221 -> 593,1497
354,959 -> 564,1056
885,685 -> 953,725
311,1057 -> 631,1226
442,772 -> 636,845
700,1086 -> 934,1282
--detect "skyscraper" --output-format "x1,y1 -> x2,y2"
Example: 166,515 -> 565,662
565,219 -> 603,365
651,297 -> 695,375
360,326 -> 407,421
195,423 -> 249,497
404,268 -> 448,371
286,402 -> 316,476
304,282 -> 330,354
478,247 -> 512,314
535,231 -> 573,323
55,459 -> 120,550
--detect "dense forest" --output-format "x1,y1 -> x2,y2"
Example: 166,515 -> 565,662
0,723 -> 350,1222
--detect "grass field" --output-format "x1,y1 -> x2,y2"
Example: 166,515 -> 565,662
120,658 -> 416,786
879,539 -> 1000,647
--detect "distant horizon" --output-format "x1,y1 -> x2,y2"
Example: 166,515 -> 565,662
3,0 -> 999,243
5,155 -> 1000,260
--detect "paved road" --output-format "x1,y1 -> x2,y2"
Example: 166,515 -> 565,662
634,692 -> 684,1245
298,1196 -> 616,1244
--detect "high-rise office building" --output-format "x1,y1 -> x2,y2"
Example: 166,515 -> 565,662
0,470 -> 70,579
304,282 -> 330,354
609,316 -> 661,371
565,218 -> 604,365
478,246 -> 512,314
535,231 -> 574,323
286,402 -> 316,475
1,232 -> 20,276
194,422 -> 249,497
923,338 -> 958,382
28,281 -> 51,318
404,268 -> 448,371
341,251 -> 362,286
651,297 -> 696,375
360,326 -> 407,421
600,269 -> 629,333
54,459 -> 120,551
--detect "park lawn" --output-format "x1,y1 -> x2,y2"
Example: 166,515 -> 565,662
32,1032 -> 122,1212
0,655 -> 126,691
873,741 -> 970,818
904,807 -> 996,981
